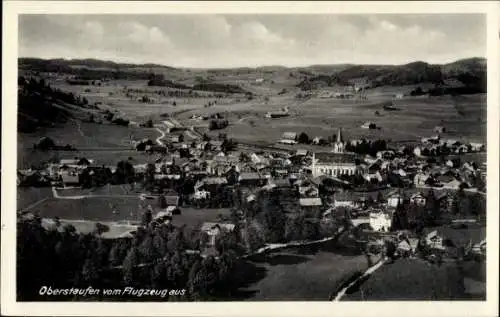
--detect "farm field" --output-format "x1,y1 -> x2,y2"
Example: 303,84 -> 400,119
22,192 -> 231,228
44,75 -> 486,148
240,240 -> 369,301
17,187 -> 54,211
218,94 -> 486,144
17,120 -> 161,168
342,258 -> 486,301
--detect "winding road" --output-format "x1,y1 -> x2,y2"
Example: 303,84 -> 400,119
155,126 -> 166,146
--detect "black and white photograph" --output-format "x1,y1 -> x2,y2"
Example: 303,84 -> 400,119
2,1 -> 499,316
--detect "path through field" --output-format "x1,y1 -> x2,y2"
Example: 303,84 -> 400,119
332,257 -> 388,301
51,187 -> 140,200
18,197 -> 50,212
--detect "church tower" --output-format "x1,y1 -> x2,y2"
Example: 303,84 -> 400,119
333,128 -> 345,153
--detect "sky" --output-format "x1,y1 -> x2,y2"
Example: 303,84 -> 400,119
18,14 -> 486,68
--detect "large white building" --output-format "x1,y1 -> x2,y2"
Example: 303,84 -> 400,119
369,210 -> 393,232
310,152 -> 362,178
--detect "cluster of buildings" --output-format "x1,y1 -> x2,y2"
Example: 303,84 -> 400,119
19,116 -> 486,260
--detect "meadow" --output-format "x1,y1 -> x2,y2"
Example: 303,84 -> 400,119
239,237 -> 370,301
342,257 -> 486,301
21,191 -> 232,228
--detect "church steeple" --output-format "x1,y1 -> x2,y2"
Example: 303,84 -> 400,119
336,128 -> 343,143
333,128 -> 345,154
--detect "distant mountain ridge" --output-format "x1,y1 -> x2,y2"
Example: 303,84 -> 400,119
19,57 -> 486,92
296,58 -> 486,91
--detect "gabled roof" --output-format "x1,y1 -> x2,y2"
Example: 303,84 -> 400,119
200,222 -> 236,232
299,197 -> 322,207
239,172 -> 261,181
314,152 -> 357,164
282,132 -> 297,139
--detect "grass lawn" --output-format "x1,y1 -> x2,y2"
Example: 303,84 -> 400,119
240,239 -> 369,301
24,194 -> 231,229
342,258 -> 486,301
17,187 -> 54,211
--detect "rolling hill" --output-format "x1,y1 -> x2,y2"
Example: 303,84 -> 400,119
296,58 -> 486,91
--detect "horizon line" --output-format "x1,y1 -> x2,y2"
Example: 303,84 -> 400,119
18,55 -> 486,70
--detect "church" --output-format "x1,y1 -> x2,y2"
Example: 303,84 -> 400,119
310,128 -> 364,177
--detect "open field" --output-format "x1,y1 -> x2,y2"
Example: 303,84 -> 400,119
206,94 -> 486,144
17,187 -> 54,211
20,192 -> 231,228
342,258 -> 486,301
17,120 -> 162,168
240,239 -> 369,301
41,74 -> 487,149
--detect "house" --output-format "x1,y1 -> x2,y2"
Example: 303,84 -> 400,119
60,158 -> 80,166
376,150 -> 395,160
164,191 -> 180,207
277,138 -> 297,145
470,143 -> 485,152
333,191 -> 357,208
194,189 -> 210,200
471,239 -> 486,255
455,144 -> 469,154
61,173 -> 80,187
282,132 -> 297,141
296,149 -> 309,157
387,192 -> 404,208
361,122 -> 376,129
266,111 -> 290,119
414,172 -> 430,187
299,185 -> 319,198
425,230 -> 445,250
413,146 -> 424,157
201,222 -> 236,246
364,171 -> 383,183
312,136 -> 324,145
434,126 -> 446,134
446,158 -> 461,168
166,205 -> 181,215
410,192 -> 426,206
299,197 -> 322,208
154,210 -> 173,223
196,177 -> 229,194
238,172 -> 265,187
396,240 -> 412,257
369,210 -> 393,232
310,152 -> 362,178
299,197 -> 323,216
169,134 -> 184,144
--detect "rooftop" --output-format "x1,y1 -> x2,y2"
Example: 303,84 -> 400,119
200,222 -> 236,232
299,197 -> 323,207
314,152 -> 358,164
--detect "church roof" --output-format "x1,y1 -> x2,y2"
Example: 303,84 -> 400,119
314,152 -> 357,164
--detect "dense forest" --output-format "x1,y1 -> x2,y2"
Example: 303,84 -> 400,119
18,77 -> 89,133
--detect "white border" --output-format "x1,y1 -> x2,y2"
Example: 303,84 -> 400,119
2,2 -> 499,316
